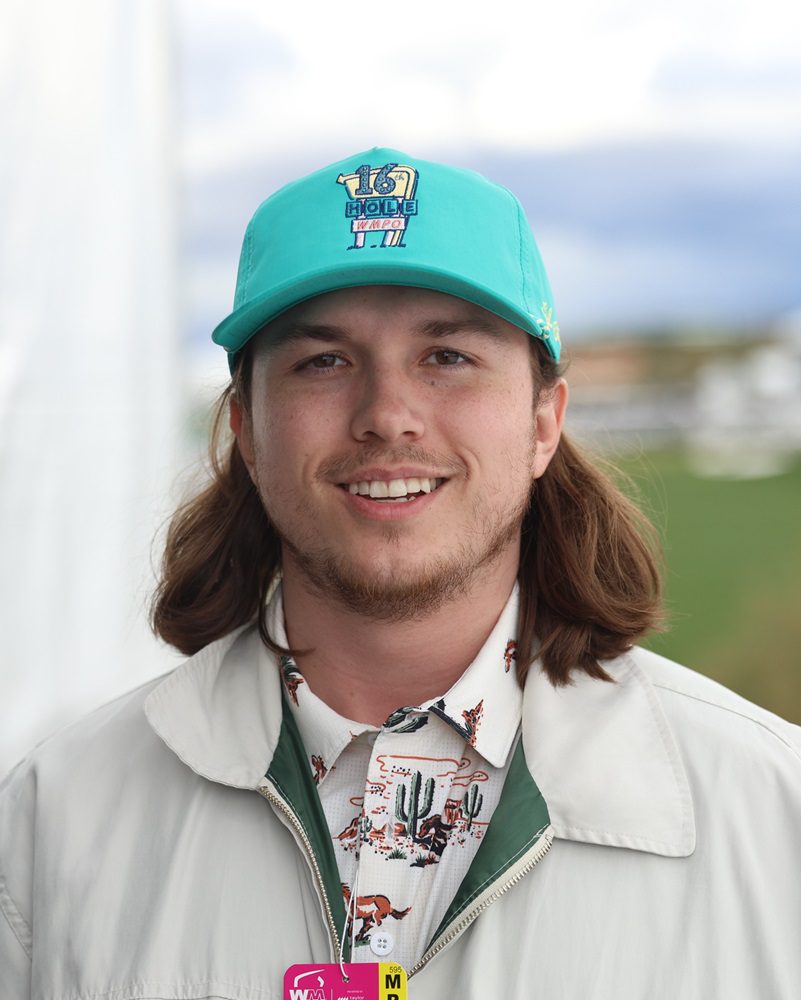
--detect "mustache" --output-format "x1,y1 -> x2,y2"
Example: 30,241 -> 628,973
316,445 -> 466,482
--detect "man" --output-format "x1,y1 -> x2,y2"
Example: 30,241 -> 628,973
1,149 -> 800,998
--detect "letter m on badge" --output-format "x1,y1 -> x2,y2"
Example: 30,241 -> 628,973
379,963 -> 408,999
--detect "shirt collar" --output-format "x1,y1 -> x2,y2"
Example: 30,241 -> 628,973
272,584 -> 522,778
420,585 -> 521,768
269,593 -> 374,786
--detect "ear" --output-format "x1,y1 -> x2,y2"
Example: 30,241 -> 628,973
229,394 -> 256,476
533,378 -> 568,479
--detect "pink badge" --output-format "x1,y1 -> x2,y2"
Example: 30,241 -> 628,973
284,962 -> 407,1000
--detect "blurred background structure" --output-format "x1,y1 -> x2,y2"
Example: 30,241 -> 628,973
2,0 -> 800,770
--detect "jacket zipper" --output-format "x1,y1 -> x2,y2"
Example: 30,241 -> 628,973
408,825 -> 555,978
258,778 -> 342,960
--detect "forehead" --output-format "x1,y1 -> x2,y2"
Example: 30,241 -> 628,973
256,285 -> 527,350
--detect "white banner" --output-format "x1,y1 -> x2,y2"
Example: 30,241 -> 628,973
0,0 -> 182,771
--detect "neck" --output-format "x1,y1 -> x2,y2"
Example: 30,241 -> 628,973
280,555 -> 519,726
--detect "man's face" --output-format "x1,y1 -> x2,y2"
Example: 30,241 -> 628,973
232,286 -> 566,619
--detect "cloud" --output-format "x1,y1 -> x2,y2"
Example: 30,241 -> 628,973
176,0 -> 801,176
653,51 -> 801,101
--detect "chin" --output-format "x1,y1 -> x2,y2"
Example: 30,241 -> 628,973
289,543 -> 478,622
332,551 -> 449,595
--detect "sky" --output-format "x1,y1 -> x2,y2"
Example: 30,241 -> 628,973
174,0 -> 801,364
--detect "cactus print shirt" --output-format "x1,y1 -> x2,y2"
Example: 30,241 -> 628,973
273,584 -> 522,973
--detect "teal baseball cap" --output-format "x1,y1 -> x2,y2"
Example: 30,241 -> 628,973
212,147 -> 561,368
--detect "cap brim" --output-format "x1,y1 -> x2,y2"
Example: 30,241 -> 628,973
212,261 -> 561,370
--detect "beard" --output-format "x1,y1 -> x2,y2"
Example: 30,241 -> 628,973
257,443 -> 536,623
278,496 -> 529,622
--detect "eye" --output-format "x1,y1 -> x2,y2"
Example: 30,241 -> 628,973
297,352 -> 347,374
423,349 -> 470,367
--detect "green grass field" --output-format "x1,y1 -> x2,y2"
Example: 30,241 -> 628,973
615,451 -> 801,724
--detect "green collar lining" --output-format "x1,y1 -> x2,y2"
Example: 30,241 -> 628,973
265,697 -> 349,955
428,734 -> 550,945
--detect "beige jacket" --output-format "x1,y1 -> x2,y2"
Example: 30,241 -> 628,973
2,626 -> 800,999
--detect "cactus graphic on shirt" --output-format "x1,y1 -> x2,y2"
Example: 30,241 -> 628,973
462,783 -> 484,831
395,770 -> 434,843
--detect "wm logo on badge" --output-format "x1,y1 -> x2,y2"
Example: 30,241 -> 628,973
288,968 -> 325,1000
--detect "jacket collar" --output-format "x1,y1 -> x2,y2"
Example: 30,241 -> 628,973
144,625 -> 283,790
145,629 -> 695,858
522,649 -> 695,857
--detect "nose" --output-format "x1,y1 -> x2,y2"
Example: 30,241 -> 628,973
349,367 -> 425,443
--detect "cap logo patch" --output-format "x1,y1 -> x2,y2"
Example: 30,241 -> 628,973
336,162 -> 419,249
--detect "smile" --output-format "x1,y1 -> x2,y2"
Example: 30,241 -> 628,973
339,477 -> 446,502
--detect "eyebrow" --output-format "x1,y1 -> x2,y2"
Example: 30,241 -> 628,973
416,317 -> 507,340
264,315 -> 507,352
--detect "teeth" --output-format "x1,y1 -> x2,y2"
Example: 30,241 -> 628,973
345,477 -> 444,497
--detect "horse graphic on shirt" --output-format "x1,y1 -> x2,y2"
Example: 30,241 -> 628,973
341,884 -> 411,943
311,755 -> 327,784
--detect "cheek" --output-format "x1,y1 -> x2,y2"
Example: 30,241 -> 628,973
252,400 -> 338,477
489,400 -> 537,479
458,381 -> 535,442
443,392 -> 535,485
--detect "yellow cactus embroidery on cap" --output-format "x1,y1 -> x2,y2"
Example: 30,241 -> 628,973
535,302 -> 561,345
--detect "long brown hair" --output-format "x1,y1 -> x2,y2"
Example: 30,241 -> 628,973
151,342 -> 663,686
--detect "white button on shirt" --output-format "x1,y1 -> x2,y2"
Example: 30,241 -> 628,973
273,585 -> 522,973
369,930 -> 394,957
